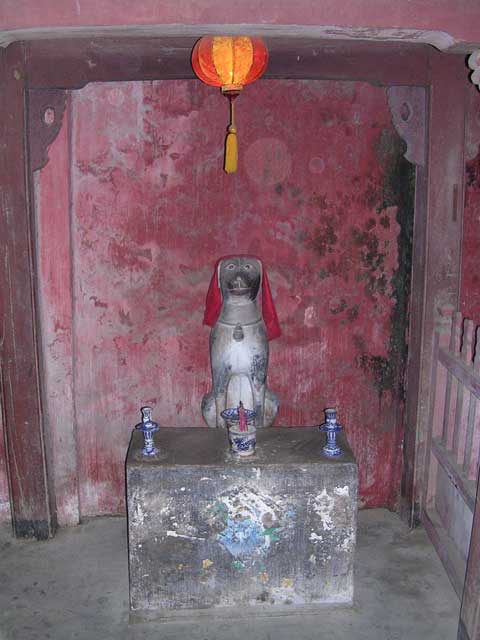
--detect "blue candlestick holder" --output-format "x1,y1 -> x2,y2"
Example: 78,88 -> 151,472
136,406 -> 159,456
320,408 -> 343,457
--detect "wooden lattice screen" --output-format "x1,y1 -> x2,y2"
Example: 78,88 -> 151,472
423,305 -> 480,597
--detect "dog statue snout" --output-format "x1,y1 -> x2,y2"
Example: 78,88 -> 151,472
230,274 -> 248,290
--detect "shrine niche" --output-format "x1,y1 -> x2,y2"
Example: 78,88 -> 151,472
0,39 -> 469,582
1,4 -> 480,637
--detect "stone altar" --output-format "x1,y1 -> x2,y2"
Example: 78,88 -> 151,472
127,426 -> 357,621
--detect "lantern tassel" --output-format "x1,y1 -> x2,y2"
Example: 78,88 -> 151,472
224,95 -> 238,174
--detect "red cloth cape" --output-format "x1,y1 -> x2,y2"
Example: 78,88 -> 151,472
203,255 -> 281,341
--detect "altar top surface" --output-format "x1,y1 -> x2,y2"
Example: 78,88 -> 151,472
127,426 -> 356,468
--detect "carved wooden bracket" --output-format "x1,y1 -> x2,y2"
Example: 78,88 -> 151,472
387,86 -> 426,167
28,89 -> 67,172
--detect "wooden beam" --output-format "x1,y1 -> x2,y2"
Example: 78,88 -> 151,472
23,37 -> 430,89
0,42 -> 56,539
438,348 -> 480,400
400,163 -> 428,525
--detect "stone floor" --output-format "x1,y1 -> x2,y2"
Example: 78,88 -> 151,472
0,509 -> 459,640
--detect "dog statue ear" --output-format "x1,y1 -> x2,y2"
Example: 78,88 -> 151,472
203,258 -> 223,328
261,265 -> 282,340
248,258 -> 262,302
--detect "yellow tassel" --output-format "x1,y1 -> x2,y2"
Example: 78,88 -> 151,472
224,125 -> 238,173
224,95 -> 238,174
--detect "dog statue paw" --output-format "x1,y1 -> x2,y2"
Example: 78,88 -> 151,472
201,255 -> 281,428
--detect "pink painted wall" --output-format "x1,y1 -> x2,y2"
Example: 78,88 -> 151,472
0,78 -> 413,521
2,1 -> 480,51
69,79 -> 408,515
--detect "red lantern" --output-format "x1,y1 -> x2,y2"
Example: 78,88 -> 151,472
191,36 -> 269,173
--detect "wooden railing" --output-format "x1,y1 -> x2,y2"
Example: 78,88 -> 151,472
423,306 -> 480,597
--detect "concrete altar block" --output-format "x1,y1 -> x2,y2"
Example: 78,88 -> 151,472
127,427 -> 357,621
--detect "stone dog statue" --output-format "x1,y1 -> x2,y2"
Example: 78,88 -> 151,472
201,255 -> 281,428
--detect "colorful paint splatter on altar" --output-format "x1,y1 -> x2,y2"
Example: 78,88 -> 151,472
207,487 -> 295,567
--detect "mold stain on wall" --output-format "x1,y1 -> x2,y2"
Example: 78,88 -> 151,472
22,78 -> 417,518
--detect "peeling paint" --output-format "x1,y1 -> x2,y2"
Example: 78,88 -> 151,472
132,499 -> 146,526
166,530 -> 206,541
311,489 -> 335,531
268,586 -> 306,606
309,532 -> 323,543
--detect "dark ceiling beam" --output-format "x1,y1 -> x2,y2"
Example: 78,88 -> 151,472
23,37 -> 431,90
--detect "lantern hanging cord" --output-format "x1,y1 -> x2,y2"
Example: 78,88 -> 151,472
228,97 -> 236,136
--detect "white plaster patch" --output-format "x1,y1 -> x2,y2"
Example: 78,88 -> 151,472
334,486 -> 350,497
341,532 -> 355,552
311,489 -> 335,531
268,586 -> 305,606
132,500 -> 146,526
57,495 -> 81,527
309,532 -> 323,543
159,498 -> 173,515
304,306 -> 317,328
220,489 -> 276,525
166,530 -> 206,541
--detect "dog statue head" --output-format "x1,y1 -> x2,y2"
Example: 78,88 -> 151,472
204,255 -> 281,341
219,256 -> 262,302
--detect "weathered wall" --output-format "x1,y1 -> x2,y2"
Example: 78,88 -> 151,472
70,79 -> 412,515
2,0 -> 480,51
0,78 -> 415,521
